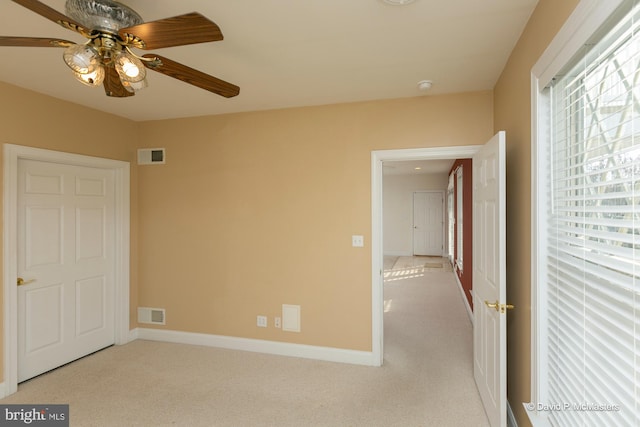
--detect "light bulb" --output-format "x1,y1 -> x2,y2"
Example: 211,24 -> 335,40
115,52 -> 146,83
63,44 -> 99,74
122,61 -> 140,78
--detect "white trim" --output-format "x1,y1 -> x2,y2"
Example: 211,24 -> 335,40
453,272 -> 473,324
507,400 -> 519,427
136,328 -> 378,366
530,72 -> 548,410
2,144 -> 130,398
371,145 -> 480,366
524,403 -> 553,427
532,0 -> 623,89
529,0 -> 624,412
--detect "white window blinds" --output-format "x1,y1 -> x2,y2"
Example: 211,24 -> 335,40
547,1 -> 640,426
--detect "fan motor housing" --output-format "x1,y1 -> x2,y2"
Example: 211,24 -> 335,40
65,0 -> 143,32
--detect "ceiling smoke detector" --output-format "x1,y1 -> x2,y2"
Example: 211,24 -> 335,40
381,0 -> 417,5
417,80 -> 433,91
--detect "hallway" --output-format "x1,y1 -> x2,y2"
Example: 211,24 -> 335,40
383,255 -> 489,426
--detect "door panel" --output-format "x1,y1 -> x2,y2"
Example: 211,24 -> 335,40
76,207 -> 106,261
76,276 -> 107,336
473,131 -> 506,427
25,284 -> 63,353
26,206 -> 63,268
18,159 -> 115,382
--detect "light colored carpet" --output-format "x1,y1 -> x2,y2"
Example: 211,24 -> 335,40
2,259 -> 488,426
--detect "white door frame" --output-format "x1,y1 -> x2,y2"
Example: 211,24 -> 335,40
2,144 -> 131,397
371,145 -> 481,365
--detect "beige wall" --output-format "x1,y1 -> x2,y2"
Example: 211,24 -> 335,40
0,79 -> 491,381
0,81 -> 140,381
493,0 -> 579,425
135,93 -> 493,350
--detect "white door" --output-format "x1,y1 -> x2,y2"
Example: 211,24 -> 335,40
413,191 -> 443,256
17,159 -> 116,382
473,131 -> 507,427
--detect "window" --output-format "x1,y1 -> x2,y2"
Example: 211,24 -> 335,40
533,1 -> 640,425
456,167 -> 464,270
448,174 -> 455,263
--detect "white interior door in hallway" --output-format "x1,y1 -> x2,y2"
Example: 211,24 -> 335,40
412,191 -> 444,256
473,131 -> 507,427
17,159 -> 116,382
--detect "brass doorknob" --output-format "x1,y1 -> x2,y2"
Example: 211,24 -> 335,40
17,277 -> 35,286
484,300 -> 514,314
485,300 -> 499,310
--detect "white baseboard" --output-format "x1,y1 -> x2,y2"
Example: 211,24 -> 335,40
508,400 -> 518,427
453,273 -> 473,324
134,328 -> 378,366
128,328 -> 139,342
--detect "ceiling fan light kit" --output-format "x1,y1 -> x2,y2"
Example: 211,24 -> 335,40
73,66 -> 105,87
121,78 -> 147,93
62,43 -> 100,74
114,51 -> 146,82
1,0 -> 240,98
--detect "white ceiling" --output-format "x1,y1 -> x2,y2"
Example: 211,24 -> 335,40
0,0 -> 538,122
383,159 -> 454,175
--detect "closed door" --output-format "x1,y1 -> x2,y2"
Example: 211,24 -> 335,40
413,191 -> 443,256
17,159 -> 116,382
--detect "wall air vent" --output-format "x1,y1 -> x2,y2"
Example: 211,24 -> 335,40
138,307 -> 166,325
137,148 -> 165,165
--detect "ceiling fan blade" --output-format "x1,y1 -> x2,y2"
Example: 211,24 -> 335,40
11,0 -> 91,37
143,54 -> 239,98
0,36 -> 75,48
103,66 -> 135,98
120,12 -> 223,50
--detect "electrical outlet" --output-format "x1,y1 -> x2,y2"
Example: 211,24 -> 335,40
352,235 -> 364,247
257,315 -> 267,327
274,317 -> 281,328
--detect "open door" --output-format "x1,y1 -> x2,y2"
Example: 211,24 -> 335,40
473,131 -> 507,427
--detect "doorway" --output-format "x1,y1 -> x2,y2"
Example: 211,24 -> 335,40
2,144 -> 131,397
371,145 -> 480,365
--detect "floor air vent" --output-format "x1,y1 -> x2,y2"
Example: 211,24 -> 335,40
138,307 -> 166,325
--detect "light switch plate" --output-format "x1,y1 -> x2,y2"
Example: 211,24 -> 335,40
352,235 -> 364,247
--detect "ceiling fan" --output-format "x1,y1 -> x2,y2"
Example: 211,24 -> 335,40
0,0 -> 240,98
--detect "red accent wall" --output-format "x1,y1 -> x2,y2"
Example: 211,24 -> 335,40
450,159 -> 473,310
